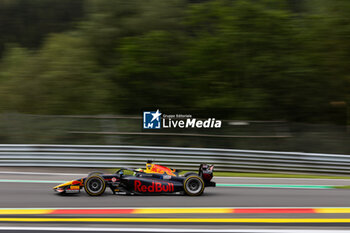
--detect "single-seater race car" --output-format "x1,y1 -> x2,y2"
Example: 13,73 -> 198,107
53,161 -> 215,196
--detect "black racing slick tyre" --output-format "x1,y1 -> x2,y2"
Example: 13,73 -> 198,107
84,175 -> 106,196
183,175 -> 205,196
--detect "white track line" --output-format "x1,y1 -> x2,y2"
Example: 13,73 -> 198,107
0,227 -> 347,232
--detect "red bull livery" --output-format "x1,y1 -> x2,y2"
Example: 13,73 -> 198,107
53,161 -> 215,196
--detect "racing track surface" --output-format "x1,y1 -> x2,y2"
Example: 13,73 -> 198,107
2,168 -> 350,232
0,171 -> 350,208
1,182 -> 350,208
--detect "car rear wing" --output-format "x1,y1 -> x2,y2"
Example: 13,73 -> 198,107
199,164 -> 215,187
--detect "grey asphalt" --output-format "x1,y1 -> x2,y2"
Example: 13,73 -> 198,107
1,183 -> 350,208
0,171 -> 350,208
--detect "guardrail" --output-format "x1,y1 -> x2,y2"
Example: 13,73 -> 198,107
0,144 -> 350,174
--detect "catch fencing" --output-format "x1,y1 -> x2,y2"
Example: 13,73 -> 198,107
0,144 -> 350,174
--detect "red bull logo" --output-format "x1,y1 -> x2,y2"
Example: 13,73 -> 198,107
134,180 -> 174,193
148,164 -> 176,176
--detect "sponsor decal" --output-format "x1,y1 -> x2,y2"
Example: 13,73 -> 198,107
143,109 -> 221,129
65,189 -> 79,193
148,164 -> 176,176
111,177 -> 117,182
134,180 -> 174,193
163,175 -> 171,180
202,173 -> 212,181
115,192 -> 127,195
69,185 -> 80,190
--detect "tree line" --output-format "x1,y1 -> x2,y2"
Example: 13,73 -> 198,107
0,0 -> 349,123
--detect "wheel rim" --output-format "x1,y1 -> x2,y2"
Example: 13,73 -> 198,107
186,178 -> 202,194
87,178 -> 103,193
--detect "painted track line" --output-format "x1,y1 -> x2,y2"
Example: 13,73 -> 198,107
3,207 -> 350,215
0,227 -> 348,232
3,218 -> 350,223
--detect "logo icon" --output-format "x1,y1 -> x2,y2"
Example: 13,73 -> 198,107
143,109 -> 162,129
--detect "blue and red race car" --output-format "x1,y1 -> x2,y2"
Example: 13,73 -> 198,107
53,161 -> 215,196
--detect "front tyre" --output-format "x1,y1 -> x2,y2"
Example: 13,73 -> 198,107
84,175 -> 106,196
183,176 -> 204,196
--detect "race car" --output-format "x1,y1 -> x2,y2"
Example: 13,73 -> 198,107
53,161 -> 215,196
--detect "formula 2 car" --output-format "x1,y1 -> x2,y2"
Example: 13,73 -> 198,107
53,161 -> 215,196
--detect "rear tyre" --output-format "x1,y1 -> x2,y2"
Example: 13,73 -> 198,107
84,175 -> 106,196
183,175 -> 204,196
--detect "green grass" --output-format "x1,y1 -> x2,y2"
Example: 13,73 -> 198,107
332,185 -> 350,189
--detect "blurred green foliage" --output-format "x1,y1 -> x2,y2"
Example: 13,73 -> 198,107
0,0 -> 350,123
0,0 -> 84,55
